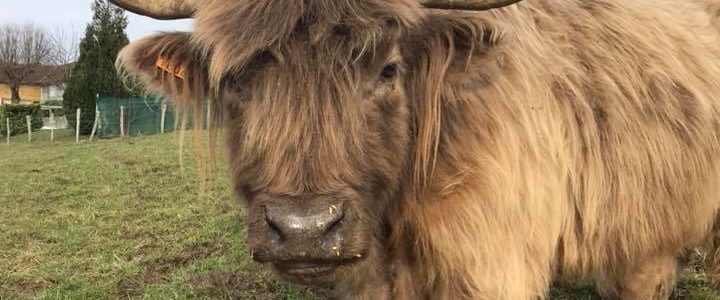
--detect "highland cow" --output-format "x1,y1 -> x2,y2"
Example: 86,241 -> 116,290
110,0 -> 720,299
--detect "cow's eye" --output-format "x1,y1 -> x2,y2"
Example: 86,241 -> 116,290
380,63 -> 398,80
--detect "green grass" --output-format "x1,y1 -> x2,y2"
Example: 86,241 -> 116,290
0,130 -> 719,299
0,130 -> 318,300
2,128 -> 77,144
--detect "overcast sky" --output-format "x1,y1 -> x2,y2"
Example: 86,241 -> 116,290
0,0 -> 193,41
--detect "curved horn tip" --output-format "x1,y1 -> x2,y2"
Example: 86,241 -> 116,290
109,0 -> 194,20
420,0 -> 524,10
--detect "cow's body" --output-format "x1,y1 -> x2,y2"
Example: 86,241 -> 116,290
114,0 -> 720,299
393,1 -> 720,299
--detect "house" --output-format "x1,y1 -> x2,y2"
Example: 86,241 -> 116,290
0,64 -> 73,104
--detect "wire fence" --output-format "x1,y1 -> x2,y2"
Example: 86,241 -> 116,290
1,96 -> 208,144
97,96 -> 176,138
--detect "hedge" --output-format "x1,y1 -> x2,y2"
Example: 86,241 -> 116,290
0,104 -> 43,137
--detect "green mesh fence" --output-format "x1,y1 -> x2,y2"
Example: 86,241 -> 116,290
96,97 -> 176,138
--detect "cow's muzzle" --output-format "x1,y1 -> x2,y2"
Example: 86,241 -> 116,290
247,197 -> 367,283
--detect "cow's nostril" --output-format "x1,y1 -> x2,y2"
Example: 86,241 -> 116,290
264,208 -> 285,242
323,208 -> 344,235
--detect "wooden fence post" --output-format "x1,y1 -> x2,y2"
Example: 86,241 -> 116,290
5,118 -> 9,144
76,108 -> 81,143
49,109 -> 55,142
120,105 -> 125,137
160,103 -> 167,134
89,106 -> 99,142
26,115 -> 32,143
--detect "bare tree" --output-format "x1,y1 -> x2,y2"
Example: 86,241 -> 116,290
50,24 -> 81,65
0,22 -> 56,104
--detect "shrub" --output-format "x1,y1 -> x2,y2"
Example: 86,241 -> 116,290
0,104 -> 43,137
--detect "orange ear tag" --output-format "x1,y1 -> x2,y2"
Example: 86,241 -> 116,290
155,57 -> 187,79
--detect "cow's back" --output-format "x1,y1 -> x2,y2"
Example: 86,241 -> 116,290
394,0 -> 720,298
506,0 -> 720,280
439,0 -> 720,286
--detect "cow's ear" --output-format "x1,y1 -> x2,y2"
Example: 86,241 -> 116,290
117,32 -> 208,108
401,14 -> 506,185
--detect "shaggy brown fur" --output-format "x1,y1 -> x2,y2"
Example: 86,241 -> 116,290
117,0 -> 720,299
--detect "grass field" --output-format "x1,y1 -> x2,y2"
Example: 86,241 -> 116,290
1,129 -> 719,299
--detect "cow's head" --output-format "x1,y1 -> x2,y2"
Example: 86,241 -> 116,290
113,0 -> 519,288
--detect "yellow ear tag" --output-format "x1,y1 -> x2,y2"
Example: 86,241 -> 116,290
155,57 -> 187,79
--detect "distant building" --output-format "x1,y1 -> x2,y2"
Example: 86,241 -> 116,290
0,64 -> 73,104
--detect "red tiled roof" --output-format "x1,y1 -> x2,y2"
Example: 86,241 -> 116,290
0,63 -> 73,86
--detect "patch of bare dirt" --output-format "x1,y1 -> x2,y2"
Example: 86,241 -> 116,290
153,241 -> 227,273
116,272 -> 162,298
14,278 -> 54,294
116,241 -> 228,298
189,268 -> 325,300
191,270 -> 269,296
123,243 -> 156,262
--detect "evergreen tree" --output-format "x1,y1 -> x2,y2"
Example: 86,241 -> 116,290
64,0 -> 132,134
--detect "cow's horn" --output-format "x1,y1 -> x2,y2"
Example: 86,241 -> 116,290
108,0 -> 194,20
420,0 -> 523,10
